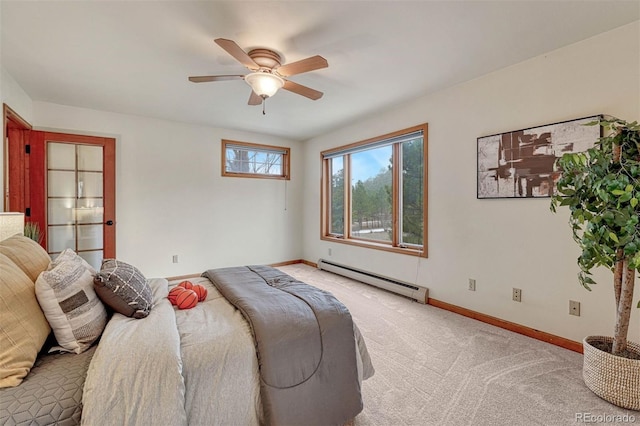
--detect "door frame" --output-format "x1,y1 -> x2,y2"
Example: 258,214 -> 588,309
3,103 -> 32,212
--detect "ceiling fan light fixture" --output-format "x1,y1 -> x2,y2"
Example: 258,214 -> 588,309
244,72 -> 285,98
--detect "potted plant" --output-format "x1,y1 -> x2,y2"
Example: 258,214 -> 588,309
24,221 -> 43,244
551,117 -> 639,410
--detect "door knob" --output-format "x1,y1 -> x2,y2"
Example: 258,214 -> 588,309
105,220 -> 114,226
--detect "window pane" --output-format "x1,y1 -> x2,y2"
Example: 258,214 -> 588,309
263,153 -> 282,175
225,147 -> 284,176
77,145 -> 103,171
76,198 -> 104,224
401,138 -> 424,246
267,164 -> 282,175
77,224 -> 103,251
48,225 -> 75,253
350,146 -> 392,242
78,172 -> 103,197
78,250 -> 103,271
48,198 -> 75,225
226,148 -> 249,173
330,157 -> 344,235
47,143 -> 75,170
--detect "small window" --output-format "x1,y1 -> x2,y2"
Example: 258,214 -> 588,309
222,140 -> 290,180
321,124 -> 427,257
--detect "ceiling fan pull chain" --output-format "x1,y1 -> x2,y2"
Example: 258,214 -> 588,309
263,98 -> 266,115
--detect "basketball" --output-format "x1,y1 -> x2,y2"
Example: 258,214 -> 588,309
168,286 -> 186,305
176,289 -> 198,310
192,284 -> 208,302
178,280 -> 194,290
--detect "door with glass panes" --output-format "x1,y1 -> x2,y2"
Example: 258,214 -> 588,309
29,131 -> 115,270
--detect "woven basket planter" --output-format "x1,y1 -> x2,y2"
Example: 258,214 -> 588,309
583,336 -> 640,410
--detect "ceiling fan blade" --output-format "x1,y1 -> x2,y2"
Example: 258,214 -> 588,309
283,80 -> 323,100
214,38 -> 259,71
276,55 -> 328,77
248,91 -> 263,105
188,75 -> 245,83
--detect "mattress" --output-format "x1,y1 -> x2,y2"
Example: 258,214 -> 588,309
0,346 -> 96,426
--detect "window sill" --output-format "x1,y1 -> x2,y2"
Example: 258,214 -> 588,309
321,235 -> 427,258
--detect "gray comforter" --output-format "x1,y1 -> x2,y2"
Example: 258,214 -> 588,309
203,265 -> 363,426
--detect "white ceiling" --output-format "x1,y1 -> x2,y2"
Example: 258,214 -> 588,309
2,1 -> 638,141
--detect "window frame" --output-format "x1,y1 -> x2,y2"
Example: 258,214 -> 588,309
221,139 -> 290,180
320,123 -> 428,258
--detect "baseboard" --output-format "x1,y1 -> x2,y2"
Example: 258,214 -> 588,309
165,273 -> 201,281
301,259 -> 318,268
165,259 -> 306,281
269,259 -> 305,267
427,298 -> 583,354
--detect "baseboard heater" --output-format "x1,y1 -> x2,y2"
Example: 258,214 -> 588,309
317,259 -> 428,304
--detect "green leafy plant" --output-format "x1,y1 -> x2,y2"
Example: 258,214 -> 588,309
551,117 -> 640,357
24,222 -> 43,244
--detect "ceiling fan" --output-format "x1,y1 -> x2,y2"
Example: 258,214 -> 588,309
189,38 -> 329,113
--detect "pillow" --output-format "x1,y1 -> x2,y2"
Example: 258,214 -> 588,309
0,234 -> 51,282
35,257 -> 108,354
0,254 -> 51,388
94,259 -> 153,319
50,248 -> 97,275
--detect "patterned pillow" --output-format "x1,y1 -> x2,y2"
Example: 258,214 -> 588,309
35,258 -> 108,354
94,259 -> 153,319
50,248 -> 97,275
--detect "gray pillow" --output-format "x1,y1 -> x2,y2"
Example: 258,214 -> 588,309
94,259 -> 152,319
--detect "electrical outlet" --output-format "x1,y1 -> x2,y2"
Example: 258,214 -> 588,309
570,300 -> 580,316
512,288 -> 522,302
328,248 -> 332,256
172,255 -> 179,264
468,278 -> 476,291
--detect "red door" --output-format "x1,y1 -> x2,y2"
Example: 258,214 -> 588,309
28,131 -> 116,269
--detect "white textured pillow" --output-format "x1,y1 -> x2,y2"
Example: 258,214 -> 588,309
35,258 -> 107,354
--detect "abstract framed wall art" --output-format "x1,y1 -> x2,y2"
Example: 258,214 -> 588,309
477,115 -> 602,199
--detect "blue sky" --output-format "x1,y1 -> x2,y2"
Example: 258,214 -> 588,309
350,146 -> 392,183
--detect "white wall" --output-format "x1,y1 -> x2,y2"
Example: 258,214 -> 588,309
1,67 -> 33,124
33,102 -> 303,277
301,22 -> 640,343
1,67 -> 34,212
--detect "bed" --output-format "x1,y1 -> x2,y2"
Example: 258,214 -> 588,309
1,237 -> 374,426
0,345 -> 96,425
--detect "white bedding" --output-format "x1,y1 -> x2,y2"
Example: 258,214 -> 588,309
82,278 -> 187,425
82,276 -> 373,425
175,277 -> 262,425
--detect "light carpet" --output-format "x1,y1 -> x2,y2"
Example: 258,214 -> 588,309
277,264 -> 638,426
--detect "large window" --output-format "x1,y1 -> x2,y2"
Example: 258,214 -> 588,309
222,140 -> 290,180
321,124 -> 427,257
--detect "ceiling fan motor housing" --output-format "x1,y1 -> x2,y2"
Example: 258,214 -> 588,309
247,49 -> 282,72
